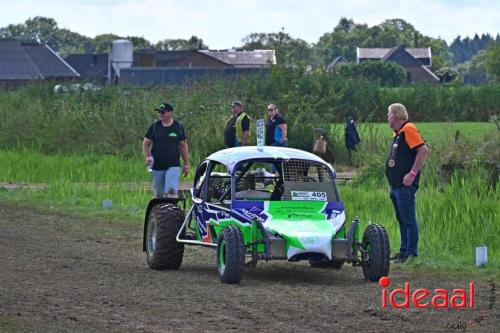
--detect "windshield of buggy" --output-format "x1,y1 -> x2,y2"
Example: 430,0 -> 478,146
232,159 -> 337,202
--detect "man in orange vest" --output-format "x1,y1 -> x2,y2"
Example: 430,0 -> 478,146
386,103 -> 429,263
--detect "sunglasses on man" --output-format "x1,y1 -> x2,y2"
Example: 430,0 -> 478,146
158,110 -> 173,114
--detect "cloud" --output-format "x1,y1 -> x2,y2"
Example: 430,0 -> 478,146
0,0 -> 498,49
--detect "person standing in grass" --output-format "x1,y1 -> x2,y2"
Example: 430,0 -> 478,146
142,102 -> 189,197
344,116 -> 360,163
386,103 -> 429,263
265,104 -> 288,147
224,100 -> 250,147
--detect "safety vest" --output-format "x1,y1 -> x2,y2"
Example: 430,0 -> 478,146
235,112 -> 250,143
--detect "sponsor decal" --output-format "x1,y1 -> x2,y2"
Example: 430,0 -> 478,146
238,208 -> 266,223
291,191 -> 327,201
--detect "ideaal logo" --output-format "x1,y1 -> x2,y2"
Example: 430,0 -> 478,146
379,277 -> 475,309
378,277 -> 496,330
445,278 -> 496,330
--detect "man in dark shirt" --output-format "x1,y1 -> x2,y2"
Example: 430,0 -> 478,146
345,116 -> 360,152
224,100 -> 250,147
265,104 -> 288,147
142,102 -> 190,197
385,103 -> 428,263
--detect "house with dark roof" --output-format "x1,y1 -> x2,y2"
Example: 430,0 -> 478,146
64,53 -> 108,82
356,46 -> 439,84
0,39 -> 79,87
65,46 -> 276,85
199,50 -> 276,68
135,49 -> 230,68
122,50 -> 274,85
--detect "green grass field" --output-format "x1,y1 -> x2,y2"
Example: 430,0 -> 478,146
336,121 -> 496,143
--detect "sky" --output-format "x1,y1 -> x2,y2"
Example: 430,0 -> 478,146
0,0 -> 498,49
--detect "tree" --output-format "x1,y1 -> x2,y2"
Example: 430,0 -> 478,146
334,17 -> 356,33
0,16 -> 94,56
155,36 -> 208,51
456,50 -> 488,84
448,34 -> 495,65
435,67 -> 464,84
127,36 -> 152,50
334,61 -> 407,86
316,19 -> 370,63
93,34 -> 121,53
314,18 -> 450,69
0,16 -> 153,56
240,30 -> 319,67
94,34 -> 152,53
485,42 -> 500,81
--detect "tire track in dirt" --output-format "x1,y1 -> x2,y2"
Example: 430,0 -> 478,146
0,202 -> 496,332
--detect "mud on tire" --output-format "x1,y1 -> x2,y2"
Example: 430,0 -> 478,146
217,226 -> 245,284
361,224 -> 390,282
146,203 -> 185,270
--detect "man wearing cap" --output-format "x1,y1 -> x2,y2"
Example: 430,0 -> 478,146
142,102 -> 190,197
224,100 -> 250,148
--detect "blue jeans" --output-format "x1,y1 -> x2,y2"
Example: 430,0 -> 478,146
269,141 -> 288,173
390,186 -> 419,257
152,167 -> 181,197
271,140 -> 288,147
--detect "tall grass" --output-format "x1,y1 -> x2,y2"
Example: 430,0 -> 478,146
1,81 -> 498,164
0,145 -> 202,184
0,147 -> 498,270
342,169 -> 499,269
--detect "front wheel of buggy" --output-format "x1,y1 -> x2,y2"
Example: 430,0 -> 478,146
217,226 -> 245,284
146,203 -> 185,270
361,224 -> 390,282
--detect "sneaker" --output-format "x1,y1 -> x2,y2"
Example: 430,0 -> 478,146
395,254 -> 417,263
166,189 -> 178,198
390,253 -> 403,261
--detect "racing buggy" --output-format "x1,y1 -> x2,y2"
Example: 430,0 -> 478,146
143,146 -> 390,284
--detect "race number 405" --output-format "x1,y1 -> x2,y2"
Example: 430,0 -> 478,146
291,191 -> 327,201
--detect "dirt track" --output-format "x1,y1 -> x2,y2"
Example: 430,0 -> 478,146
0,202 -> 497,332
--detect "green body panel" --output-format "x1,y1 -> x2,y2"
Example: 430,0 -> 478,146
203,200 -> 345,259
264,201 -> 337,251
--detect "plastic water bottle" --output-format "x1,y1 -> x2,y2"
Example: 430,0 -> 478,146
146,158 -> 154,172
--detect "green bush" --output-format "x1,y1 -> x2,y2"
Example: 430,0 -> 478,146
1,70 -> 499,160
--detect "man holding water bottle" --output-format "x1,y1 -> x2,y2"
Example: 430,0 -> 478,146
142,102 -> 189,197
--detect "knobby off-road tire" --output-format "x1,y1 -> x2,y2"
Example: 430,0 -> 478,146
217,226 -> 245,284
146,203 -> 185,270
361,224 -> 390,282
309,259 -> 344,269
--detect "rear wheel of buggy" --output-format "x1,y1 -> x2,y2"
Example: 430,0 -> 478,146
217,226 -> 245,284
146,203 -> 185,270
361,224 -> 390,282
309,259 -> 344,269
